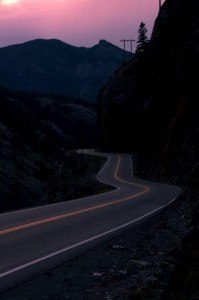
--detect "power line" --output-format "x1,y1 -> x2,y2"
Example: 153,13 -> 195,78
127,39 -> 135,58
120,39 -> 127,63
120,39 -> 135,63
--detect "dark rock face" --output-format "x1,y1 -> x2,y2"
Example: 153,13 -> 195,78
98,0 -> 199,186
98,1 -> 199,297
0,39 -> 131,101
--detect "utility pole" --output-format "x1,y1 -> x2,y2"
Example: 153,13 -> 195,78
120,39 -> 127,64
127,39 -> 135,59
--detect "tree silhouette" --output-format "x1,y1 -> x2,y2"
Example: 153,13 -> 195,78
136,22 -> 149,56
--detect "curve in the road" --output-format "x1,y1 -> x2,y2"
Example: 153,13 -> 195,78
0,150 -> 181,290
0,154 -> 149,236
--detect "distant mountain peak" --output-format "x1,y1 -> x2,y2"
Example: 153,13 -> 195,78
98,39 -> 116,48
0,38 -> 131,101
99,39 -> 109,45
22,38 -> 76,49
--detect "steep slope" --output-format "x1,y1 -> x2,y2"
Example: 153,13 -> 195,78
98,0 -> 199,187
98,0 -> 199,297
0,39 -> 131,101
0,88 -> 96,212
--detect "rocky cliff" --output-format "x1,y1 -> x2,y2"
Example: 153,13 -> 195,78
98,0 -> 199,187
98,0 -> 199,297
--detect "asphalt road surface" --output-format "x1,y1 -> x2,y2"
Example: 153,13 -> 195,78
0,150 -> 181,293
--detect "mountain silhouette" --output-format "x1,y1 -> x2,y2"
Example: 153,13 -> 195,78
0,39 -> 131,101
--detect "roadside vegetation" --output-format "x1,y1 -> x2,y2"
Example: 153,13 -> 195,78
41,151 -> 113,205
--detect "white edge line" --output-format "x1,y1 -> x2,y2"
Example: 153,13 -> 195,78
0,150 -> 180,218
0,150 -> 120,217
0,194 -> 178,279
0,150 -> 180,278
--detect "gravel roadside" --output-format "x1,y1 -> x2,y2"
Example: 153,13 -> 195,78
0,193 -> 191,300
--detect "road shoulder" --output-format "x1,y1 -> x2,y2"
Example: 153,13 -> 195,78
0,193 -> 191,300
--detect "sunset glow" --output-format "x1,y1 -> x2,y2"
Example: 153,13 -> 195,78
0,0 -> 164,49
1,0 -> 19,5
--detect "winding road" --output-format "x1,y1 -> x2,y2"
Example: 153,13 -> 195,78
0,150 -> 181,293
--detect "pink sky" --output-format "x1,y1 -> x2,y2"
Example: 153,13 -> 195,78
0,0 -> 162,50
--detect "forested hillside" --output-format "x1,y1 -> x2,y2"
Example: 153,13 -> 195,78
0,88 -> 96,212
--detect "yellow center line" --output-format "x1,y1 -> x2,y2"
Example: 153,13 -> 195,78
0,155 -> 150,236
114,156 -> 150,191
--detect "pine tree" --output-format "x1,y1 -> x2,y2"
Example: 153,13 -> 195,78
136,22 -> 149,56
